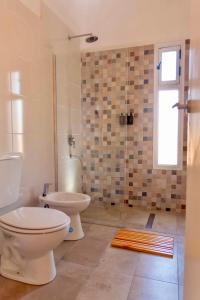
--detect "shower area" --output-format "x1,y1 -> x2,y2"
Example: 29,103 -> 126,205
53,33 -> 99,195
54,41 -> 188,229
53,37 -> 82,195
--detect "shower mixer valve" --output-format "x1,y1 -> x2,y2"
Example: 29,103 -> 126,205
68,134 -> 76,148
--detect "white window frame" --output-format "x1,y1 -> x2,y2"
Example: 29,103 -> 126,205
158,45 -> 181,86
153,41 -> 185,170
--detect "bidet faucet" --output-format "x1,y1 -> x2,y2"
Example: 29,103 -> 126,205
43,183 -> 52,197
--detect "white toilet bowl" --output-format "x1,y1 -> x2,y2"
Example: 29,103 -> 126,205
39,192 -> 91,240
0,207 -> 70,285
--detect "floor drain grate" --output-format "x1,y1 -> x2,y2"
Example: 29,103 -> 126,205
145,213 -> 155,229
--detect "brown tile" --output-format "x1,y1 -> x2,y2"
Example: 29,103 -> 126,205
97,246 -> 139,276
0,275 -> 36,300
177,240 -> 185,285
56,260 -> 93,281
54,240 -> 77,263
179,285 -> 184,300
127,276 -> 178,300
63,236 -> 108,267
135,251 -> 178,284
152,213 -> 177,234
82,222 -> 92,234
176,215 -> 185,236
76,268 -> 132,300
86,224 -> 117,241
121,207 -> 149,228
21,275 -> 83,300
81,205 -> 123,227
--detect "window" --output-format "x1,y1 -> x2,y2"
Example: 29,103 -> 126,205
8,71 -> 24,153
153,43 -> 185,169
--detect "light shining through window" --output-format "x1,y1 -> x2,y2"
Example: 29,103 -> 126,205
154,44 -> 183,169
161,51 -> 177,82
8,70 -> 24,154
12,99 -> 24,134
11,71 -> 21,95
158,90 -> 179,165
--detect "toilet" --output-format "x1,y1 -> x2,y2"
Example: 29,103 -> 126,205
39,192 -> 91,240
0,153 -> 71,285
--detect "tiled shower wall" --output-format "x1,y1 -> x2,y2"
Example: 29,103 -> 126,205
81,41 -> 189,212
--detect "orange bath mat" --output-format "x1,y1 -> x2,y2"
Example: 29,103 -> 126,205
111,229 -> 174,258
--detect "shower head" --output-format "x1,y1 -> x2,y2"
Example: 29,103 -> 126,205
86,35 -> 98,43
68,33 -> 98,43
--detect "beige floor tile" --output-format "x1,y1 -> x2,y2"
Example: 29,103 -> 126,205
127,276 -> 178,300
75,268 -> 132,300
135,251 -> 178,284
63,236 -> 109,267
0,262 -> 93,300
82,206 -> 181,236
152,212 -> 177,234
81,205 -> 123,227
176,215 -> 185,235
54,223 -> 92,263
121,207 -> 149,228
82,222 -> 92,234
21,275 -> 83,300
176,235 -> 185,244
57,260 -> 93,280
54,240 -> 77,263
177,241 -> 185,285
124,223 -> 145,231
179,285 -> 184,300
0,275 -> 36,299
97,246 -> 139,276
82,205 -> 150,229
0,212 -> 185,300
86,223 -> 117,240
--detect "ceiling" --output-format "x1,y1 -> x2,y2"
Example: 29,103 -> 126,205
45,0 -> 190,51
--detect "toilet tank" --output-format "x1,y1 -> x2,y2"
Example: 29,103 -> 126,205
0,153 -> 22,209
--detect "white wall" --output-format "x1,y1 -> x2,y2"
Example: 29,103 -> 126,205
19,0 -> 41,16
0,0 -> 80,214
43,0 -> 190,52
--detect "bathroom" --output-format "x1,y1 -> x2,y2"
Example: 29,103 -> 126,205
0,0 -> 200,299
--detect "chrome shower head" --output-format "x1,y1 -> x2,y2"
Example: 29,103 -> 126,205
86,35 -> 98,43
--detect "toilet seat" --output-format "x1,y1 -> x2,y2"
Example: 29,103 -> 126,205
0,221 -> 68,234
0,207 -> 70,234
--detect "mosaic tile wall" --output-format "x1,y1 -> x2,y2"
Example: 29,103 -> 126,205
81,41 -> 189,212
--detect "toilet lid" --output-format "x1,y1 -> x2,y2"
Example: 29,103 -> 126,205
0,207 -> 69,230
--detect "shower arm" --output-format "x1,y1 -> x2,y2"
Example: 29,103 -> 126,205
68,33 -> 92,40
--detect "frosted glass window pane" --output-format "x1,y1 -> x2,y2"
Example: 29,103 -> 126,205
10,71 -> 21,95
12,99 -> 24,134
161,51 -> 177,82
13,134 -> 24,153
158,90 -> 179,165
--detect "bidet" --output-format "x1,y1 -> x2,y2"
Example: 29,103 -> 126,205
39,192 -> 91,240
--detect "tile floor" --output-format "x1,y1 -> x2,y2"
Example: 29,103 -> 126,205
81,204 -> 185,235
0,208 -> 185,300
